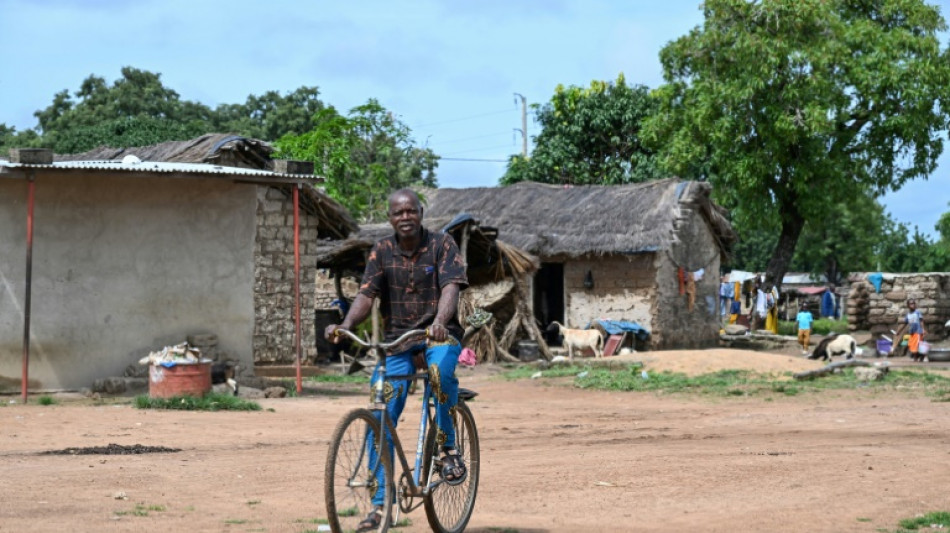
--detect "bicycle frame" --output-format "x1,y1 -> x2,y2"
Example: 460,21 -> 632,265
335,329 -> 446,504
377,370 -> 444,500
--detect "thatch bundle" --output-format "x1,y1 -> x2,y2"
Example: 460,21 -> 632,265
424,179 -> 736,260
316,214 -> 544,362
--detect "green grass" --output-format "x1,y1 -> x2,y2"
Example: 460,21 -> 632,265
503,364 -> 950,399
133,392 -> 261,411
887,511 -> 950,532
37,395 -> 57,405
778,317 -> 849,336
114,503 -> 166,517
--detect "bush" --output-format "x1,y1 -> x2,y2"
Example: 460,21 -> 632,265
778,318 -> 848,336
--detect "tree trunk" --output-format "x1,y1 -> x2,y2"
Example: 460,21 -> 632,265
764,208 -> 804,292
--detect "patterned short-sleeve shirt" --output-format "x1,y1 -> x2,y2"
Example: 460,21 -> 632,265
359,228 -> 468,351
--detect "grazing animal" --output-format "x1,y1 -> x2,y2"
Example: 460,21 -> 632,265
807,334 -> 858,361
548,321 -> 604,360
211,361 -> 239,396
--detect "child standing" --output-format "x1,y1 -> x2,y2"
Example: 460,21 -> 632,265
796,303 -> 814,355
902,299 -> 927,361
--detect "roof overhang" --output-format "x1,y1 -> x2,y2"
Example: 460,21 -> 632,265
0,159 -> 324,186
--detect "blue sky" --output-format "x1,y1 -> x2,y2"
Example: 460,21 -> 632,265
2,0 -> 949,237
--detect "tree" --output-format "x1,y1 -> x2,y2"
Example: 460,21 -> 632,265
210,86 -> 325,141
501,74 -> 663,185
876,221 -> 950,272
22,68 -> 331,153
791,189 -> 888,283
645,0 -> 950,289
33,67 -> 214,153
0,124 -> 41,155
273,99 -> 439,222
936,204 -> 950,248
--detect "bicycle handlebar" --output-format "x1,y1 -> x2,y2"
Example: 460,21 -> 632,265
332,328 -> 428,351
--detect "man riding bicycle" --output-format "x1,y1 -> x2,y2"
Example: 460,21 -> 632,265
325,188 -> 469,532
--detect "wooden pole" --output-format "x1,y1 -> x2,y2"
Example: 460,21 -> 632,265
293,185 -> 302,395
21,172 -> 35,403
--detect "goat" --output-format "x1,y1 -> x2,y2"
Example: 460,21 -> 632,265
548,321 -> 604,361
211,361 -> 239,396
807,334 -> 859,361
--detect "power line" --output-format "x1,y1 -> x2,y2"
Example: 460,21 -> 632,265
413,109 -> 513,128
441,157 -> 509,163
442,143 -> 515,157
433,131 -> 512,146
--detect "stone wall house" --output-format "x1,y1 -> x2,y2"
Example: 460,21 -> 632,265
423,179 -> 736,350
0,135 -> 356,391
846,272 -> 950,338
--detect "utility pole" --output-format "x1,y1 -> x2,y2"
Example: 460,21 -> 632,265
514,93 -> 527,157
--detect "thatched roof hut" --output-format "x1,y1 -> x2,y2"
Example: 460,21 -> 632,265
424,179 -> 734,262
422,179 -> 736,350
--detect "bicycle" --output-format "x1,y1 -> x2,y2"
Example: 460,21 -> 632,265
324,312 -> 489,533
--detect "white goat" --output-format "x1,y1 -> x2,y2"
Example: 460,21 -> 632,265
549,321 -> 604,360
808,334 -> 859,361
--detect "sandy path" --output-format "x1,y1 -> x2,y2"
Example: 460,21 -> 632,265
1,349 -> 949,532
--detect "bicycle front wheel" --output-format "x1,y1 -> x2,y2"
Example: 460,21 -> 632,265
422,400 -> 480,533
325,408 -> 393,533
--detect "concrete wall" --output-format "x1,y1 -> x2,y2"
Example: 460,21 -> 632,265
0,174 -> 257,391
564,254 -> 656,332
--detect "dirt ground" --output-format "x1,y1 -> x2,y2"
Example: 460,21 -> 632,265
2,347 -> 950,533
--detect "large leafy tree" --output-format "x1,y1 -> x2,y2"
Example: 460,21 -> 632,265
791,189 -> 888,282
34,67 -> 214,153
876,220 -> 950,271
273,99 -> 439,222
210,86 -> 325,141
501,74 -> 663,185
19,68 -> 328,154
645,0 -> 950,289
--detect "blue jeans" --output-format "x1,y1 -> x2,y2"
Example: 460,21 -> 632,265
368,339 -> 461,506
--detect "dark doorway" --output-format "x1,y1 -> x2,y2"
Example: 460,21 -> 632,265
534,263 -> 564,345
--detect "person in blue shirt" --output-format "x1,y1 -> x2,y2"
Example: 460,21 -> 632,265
796,303 -> 815,355
719,275 -> 733,319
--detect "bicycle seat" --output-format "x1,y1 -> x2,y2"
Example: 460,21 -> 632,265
459,388 -> 478,400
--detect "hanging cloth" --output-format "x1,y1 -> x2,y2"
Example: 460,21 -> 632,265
868,272 -> 883,293
685,271 -> 696,312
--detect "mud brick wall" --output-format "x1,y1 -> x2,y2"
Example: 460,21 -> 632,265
564,254 -> 657,333
253,187 -> 321,364
846,273 -> 950,338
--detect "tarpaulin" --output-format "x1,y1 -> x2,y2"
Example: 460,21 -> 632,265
594,319 -> 650,340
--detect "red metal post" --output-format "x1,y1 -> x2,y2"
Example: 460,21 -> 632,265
22,173 -> 35,403
293,185 -> 302,394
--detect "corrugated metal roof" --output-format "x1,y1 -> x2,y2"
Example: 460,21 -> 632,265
0,157 -> 321,181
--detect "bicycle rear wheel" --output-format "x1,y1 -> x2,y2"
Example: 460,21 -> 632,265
422,400 -> 480,533
325,408 -> 393,533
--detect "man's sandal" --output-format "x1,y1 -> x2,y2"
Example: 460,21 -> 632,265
441,448 -> 467,486
357,508 -> 383,532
